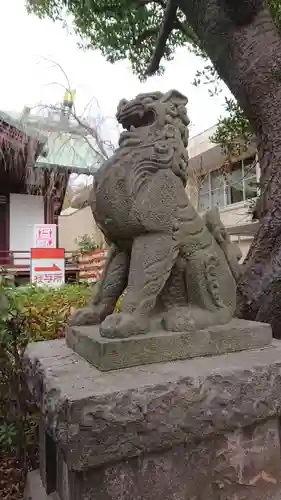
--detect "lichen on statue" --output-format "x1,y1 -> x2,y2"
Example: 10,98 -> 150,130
69,89 -> 240,338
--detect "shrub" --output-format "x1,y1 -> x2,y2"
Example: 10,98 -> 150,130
1,280 -> 125,471
75,234 -> 100,253
0,281 -> 34,464
18,283 -> 92,341
0,282 -> 93,471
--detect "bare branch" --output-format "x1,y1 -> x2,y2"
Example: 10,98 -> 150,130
20,59 -> 117,207
34,100 -> 115,164
70,109 -> 111,160
36,56 -> 72,93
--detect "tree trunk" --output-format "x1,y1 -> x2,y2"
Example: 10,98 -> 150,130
178,0 -> 281,336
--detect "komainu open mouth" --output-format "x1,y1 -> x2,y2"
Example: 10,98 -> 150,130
117,106 -> 155,131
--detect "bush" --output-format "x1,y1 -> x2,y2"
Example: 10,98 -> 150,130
18,283 -> 92,341
0,281 -> 93,481
0,280 -> 33,464
75,234 -> 100,253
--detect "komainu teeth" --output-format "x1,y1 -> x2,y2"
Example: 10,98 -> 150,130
130,125 -> 136,131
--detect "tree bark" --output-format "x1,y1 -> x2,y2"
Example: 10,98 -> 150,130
178,0 -> 281,336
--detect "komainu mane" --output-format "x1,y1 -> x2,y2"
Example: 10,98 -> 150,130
69,90 -> 241,338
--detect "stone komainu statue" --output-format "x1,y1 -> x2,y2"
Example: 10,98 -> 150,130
69,90 -> 241,338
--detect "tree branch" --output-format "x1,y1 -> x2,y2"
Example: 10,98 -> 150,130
175,18 -> 200,45
145,0 -> 199,75
146,0 -> 179,75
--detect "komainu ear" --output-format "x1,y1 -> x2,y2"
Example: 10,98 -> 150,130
160,89 -> 188,107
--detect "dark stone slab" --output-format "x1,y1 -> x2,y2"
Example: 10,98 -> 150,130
65,319 -> 272,370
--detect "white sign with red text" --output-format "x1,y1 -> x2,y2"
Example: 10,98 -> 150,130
31,248 -> 65,287
33,224 -> 57,248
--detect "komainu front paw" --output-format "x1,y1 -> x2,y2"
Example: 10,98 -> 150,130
100,312 -> 149,338
68,307 -> 102,327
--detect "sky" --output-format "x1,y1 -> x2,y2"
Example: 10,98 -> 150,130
0,0 -> 232,142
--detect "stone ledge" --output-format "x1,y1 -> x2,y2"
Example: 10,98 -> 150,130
24,335 -> 281,471
66,319 -> 272,370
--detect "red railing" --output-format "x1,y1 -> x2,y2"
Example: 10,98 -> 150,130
0,250 -> 79,275
78,249 -> 107,282
0,249 -> 107,282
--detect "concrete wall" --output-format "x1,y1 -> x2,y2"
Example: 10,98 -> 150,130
58,206 -> 104,251
218,202 -> 253,228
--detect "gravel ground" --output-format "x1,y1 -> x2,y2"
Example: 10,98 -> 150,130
0,457 -> 25,500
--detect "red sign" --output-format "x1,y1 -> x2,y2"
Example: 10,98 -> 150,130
31,248 -> 65,287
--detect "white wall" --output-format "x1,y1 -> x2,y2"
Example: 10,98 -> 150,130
10,194 -> 44,264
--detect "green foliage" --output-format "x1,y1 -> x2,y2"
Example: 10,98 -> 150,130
0,281 -> 92,466
18,283 -> 92,341
25,0 -> 281,80
75,234 -> 100,254
0,422 -> 17,451
210,98 -> 253,158
0,281 -> 33,462
25,0 -> 281,155
26,0 -> 192,79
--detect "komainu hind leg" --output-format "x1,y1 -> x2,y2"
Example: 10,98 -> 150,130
162,250 -> 236,331
100,233 -> 179,338
162,305 -> 233,331
68,246 -> 129,326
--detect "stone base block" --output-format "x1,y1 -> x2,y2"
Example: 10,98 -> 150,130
24,337 -> 281,500
26,420 -> 281,500
66,318 -> 272,370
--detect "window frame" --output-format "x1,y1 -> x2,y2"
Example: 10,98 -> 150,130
198,154 -> 258,211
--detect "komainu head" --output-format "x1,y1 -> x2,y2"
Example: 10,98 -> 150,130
116,89 -> 190,148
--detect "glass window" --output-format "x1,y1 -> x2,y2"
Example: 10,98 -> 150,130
244,177 -> 257,199
197,155 -> 257,212
243,155 -> 256,177
243,155 -> 257,200
227,161 -> 243,204
210,170 -> 225,190
211,188 -> 225,207
198,192 -> 210,212
199,175 -> 209,193
198,175 -> 210,211
210,170 -> 226,208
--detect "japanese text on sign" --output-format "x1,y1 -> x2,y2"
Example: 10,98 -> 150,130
33,224 -> 57,248
31,248 -> 65,288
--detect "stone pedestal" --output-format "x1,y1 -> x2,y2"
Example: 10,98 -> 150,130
66,319 -> 272,370
23,320 -> 281,500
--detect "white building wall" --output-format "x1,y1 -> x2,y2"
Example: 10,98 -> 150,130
10,193 -> 44,264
